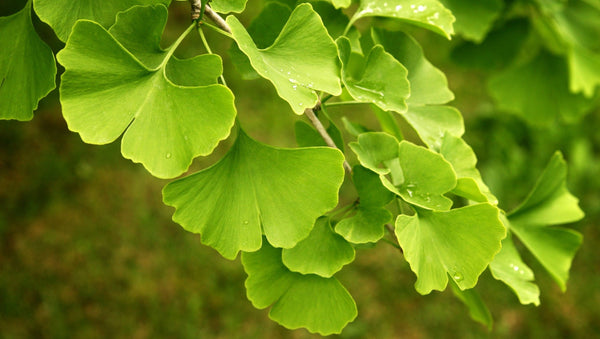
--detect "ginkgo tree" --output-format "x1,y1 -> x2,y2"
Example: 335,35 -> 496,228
0,0 -> 592,335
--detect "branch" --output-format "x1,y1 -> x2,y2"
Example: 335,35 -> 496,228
203,5 -> 232,34
304,107 -> 352,174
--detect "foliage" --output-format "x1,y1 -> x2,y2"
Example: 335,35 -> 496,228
1,0 -> 595,335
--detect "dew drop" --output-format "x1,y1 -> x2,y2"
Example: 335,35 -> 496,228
243,220 -> 249,225
513,265 -> 520,271
292,84 -> 298,90
165,152 -> 172,159
452,272 -> 464,282
395,5 -> 402,10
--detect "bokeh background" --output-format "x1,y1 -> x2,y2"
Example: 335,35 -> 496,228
1,1 -> 599,338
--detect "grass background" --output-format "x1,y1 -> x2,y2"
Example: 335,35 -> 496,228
1,1 -> 599,338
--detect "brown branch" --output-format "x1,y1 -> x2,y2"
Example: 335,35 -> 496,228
304,107 -> 352,174
385,223 -> 403,253
203,5 -> 232,34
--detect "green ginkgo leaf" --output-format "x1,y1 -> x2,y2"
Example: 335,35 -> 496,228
488,50 -> 594,125
337,37 -> 410,113
395,204 -> 505,294
210,0 -> 247,13
0,1 -> 56,121
295,120 -> 345,151
282,217 -> 355,277
507,152 -> 584,291
335,166 -> 393,244
57,5 -> 236,179
490,231 -> 540,306
568,43 -> 600,98
228,2 -> 292,80
440,134 -> 497,204
401,106 -> 464,150
352,0 -> 455,39
228,3 -> 342,114
439,0 -> 503,42
163,129 -> 345,259
350,133 -> 457,210
243,241 -> 358,335
325,0 -> 352,9
371,28 -> 454,106
335,207 -> 392,244
33,0 -> 170,41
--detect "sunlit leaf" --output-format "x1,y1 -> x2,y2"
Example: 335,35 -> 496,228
210,0 -> 247,13
353,0 -> 455,39
163,129 -> 345,259
243,242 -> 357,335
282,217 -> 355,277
490,231 -> 540,306
33,0 -> 170,41
440,134 -> 497,204
371,28 -> 454,106
337,37 -> 410,113
507,152 -> 584,291
0,1 -> 56,121
350,133 -> 457,210
228,3 -> 342,114
439,0 -> 502,42
395,204 -> 505,294
57,5 -> 236,178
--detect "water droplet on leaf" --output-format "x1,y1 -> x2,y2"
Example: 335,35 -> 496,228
452,271 -> 464,282
165,152 -> 172,159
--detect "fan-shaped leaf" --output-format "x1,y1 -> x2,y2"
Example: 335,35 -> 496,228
490,231 -> 540,306
0,1 -> 56,121
163,130 -> 345,259
353,0 -> 455,39
228,3 -> 342,113
507,152 -> 584,291
337,37 -> 410,113
33,0 -> 169,41
57,5 -> 236,178
395,204 -> 505,294
211,0 -> 247,13
439,0 -> 503,42
282,217 -> 355,277
243,242 -> 357,335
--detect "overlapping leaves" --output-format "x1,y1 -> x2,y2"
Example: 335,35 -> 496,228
33,0 -> 170,41
243,242 -> 357,335
163,129 -> 345,259
228,3 -> 342,114
350,132 -> 457,211
57,5 -> 236,178
0,1 -> 56,121
396,204 -> 505,294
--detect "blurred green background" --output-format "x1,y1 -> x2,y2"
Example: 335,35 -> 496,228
1,1 -> 599,338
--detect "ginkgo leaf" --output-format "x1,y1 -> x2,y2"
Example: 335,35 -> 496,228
282,217 -> 355,277
395,204 -> 505,294
337,37 -> 410,113
243,242 -> 357,335
507,152 -> 584,291
568,43 -> 600,98
490,231 -> 540,306
228,3 -> 342,114
335,166 -> 393,244
210,0 -> 247,13
350,133 -> 457,210
0,1 -> 56,121
371,28 -> 454,106
438,0 -> 503,42
449,281 -> 493,329
488,50 -> 594,125
229,2 -> 292,80
440,134 -> 497,204
33,0 -> 170,41
401,106 -> 464,150
352,0 -> 455,39
162,129 -> 345,260
335,207 -> 392,244
57,5 -> 236,179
